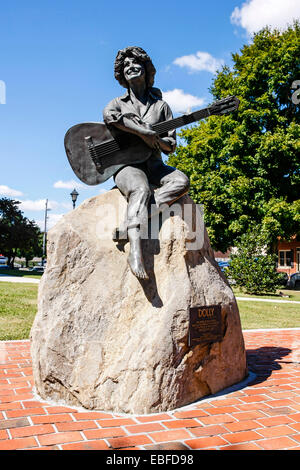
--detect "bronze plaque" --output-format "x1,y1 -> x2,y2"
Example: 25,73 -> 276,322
189,305 -> 222,347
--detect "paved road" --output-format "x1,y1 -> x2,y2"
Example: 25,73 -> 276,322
0,275 -> 40,284
236,296 -> 300,304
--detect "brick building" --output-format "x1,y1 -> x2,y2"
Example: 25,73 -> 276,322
277,236 -> 300,276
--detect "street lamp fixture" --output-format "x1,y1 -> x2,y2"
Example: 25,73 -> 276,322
70,188 -> 79,210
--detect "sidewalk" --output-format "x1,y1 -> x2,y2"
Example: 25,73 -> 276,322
236,297 -> 300,304
0,276 -> 40,284
0,329 -> 299,450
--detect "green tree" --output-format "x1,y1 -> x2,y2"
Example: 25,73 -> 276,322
168,23 -> 300,252
226,229 -> 283,295
17,223 -> 43,267
0,198 -> 42,268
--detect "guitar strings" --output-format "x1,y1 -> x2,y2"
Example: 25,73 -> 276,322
94,141 -> 120,154
94,142 -> 120,158
153,117 -> 184,133
95,148 -> 119,158
95,140 -> 118,151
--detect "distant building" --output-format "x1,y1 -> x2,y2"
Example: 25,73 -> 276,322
214,249 -> 231,262
277,236 -> 300,276
213,248 -> 239,263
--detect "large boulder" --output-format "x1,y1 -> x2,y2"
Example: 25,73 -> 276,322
30,189 -> 247,414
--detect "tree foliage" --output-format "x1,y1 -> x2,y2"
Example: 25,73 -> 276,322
168,23 -> 300,252
225,230 -> 283,295
0,198 -> 42,267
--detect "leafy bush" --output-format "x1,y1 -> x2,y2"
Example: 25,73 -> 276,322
226,230 -> 282,294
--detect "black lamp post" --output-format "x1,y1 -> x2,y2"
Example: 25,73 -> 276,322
70,188 -> 79,210
42,199 -> 51,267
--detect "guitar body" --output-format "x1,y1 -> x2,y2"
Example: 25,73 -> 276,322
64,122 -> 152,185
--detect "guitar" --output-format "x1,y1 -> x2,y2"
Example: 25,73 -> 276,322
64,96 -> 239,185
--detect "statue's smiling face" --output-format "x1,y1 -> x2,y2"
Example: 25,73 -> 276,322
123,56 -> 145,83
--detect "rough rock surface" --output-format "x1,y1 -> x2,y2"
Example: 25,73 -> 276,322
30,189 -> 247,414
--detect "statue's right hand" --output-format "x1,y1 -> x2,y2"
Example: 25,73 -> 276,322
140,130 -> 160,150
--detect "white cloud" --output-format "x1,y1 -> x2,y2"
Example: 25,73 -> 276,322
18,199 -> 51,211
0,185 -> 23,197
53,179 -> 85,190
35,213 -> 65,231
162,89 -> 205,114
18,199 -> 72,212
230,0 -> 300,35
173,52 -> 224,74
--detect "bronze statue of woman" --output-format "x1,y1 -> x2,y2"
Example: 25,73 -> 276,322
103,46 -> 190,280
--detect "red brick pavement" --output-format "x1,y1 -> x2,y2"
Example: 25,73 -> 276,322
0,328 -> 299,450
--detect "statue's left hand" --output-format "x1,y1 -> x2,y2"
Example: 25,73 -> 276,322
157,137 -> 173,154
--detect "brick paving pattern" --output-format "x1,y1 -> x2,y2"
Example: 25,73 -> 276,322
0,328 -> 299,450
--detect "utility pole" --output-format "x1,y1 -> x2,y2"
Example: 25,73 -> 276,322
42,199 -> 51,267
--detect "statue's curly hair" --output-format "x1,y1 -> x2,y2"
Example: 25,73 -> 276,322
114,46 -> 156,89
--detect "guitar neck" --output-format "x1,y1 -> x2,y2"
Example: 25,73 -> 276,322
152,107 -> 210,135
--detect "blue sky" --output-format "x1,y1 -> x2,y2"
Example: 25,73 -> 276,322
1,0 -> 299,229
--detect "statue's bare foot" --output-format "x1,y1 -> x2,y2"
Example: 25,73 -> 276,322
127,251 -> 149,280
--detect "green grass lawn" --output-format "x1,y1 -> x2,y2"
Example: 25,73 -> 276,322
237,300 -> 300,330
0,282 -> 299,340
0,282 -> 38,340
